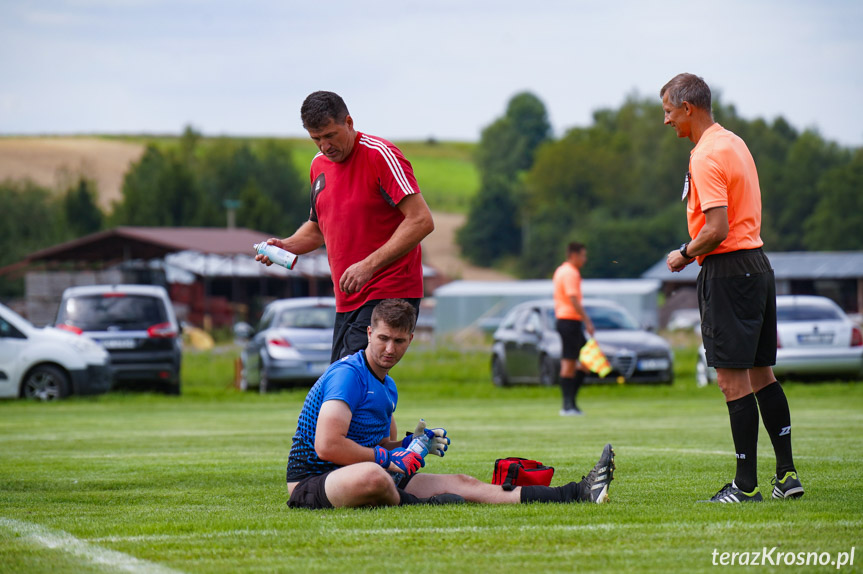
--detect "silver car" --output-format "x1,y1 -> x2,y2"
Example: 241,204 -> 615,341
237,297 -> 336,393
491,298 -> 674,386
696,295 -> 863,386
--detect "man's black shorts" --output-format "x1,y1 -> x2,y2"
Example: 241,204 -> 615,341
556,319 -> 587,360
287,473 -> 334,509
331,298 -> 421,363
287,471 -> 416,509
697,248 -> 777,369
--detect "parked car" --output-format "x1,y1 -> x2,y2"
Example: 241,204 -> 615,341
1,302 -> 111,400
696,295 -> 863,386
236,297 -> 336,393
491,298 -> 674,386
54,284 -> 182,394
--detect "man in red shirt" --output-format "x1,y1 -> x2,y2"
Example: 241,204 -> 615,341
257,91 -> 434,362
662,73 -> 802,503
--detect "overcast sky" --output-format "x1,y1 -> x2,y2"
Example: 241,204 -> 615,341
1,0 -> 861,147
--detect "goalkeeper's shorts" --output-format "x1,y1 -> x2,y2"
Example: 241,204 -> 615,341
287,472 -> 334,509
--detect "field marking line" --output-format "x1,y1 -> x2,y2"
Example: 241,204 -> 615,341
85,519 -> 863,543
0,517 -> 185,574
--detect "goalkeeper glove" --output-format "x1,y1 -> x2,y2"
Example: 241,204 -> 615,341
427,427 -> 450,457
388,448 -> 424,476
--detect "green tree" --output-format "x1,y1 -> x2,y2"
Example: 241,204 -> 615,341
804,149 -> 863,250
459,92 -> 551,266
62,177 -> 104,237
112,145 -> 207,226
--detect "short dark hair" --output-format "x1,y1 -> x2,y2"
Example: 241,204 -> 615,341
301,91 -> 350,130
660,73 -> 712,112
567,241 -> 586,256
370,299 -> 416,334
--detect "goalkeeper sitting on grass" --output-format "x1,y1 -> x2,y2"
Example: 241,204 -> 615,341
285,299 -> 615,509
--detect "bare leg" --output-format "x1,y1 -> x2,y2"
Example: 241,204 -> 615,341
323,462 -> 401,508
405,473 -> 521,504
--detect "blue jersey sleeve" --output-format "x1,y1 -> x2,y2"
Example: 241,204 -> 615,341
321,364 -> 364,412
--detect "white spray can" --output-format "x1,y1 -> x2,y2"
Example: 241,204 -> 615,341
253,242 -> 298,270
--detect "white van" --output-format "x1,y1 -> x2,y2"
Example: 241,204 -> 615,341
0,302 -> 111,400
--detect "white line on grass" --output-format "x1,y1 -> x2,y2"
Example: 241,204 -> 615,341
82,519 -> 863,543
0,517 -> 185,574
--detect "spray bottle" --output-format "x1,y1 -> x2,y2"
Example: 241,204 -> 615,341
253,242 -> 298,270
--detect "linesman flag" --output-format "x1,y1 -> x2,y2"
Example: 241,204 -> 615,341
579,338 -> 612,378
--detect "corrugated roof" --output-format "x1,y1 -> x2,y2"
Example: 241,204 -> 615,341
641,251 -> 863,282
23,226 -> 277,262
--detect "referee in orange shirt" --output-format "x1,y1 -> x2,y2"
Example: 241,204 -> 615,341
662,73 -> 802,503
553,242 -> 594,416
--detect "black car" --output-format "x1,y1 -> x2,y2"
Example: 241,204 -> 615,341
491,298 -> 673,386
55,284 -> 182,394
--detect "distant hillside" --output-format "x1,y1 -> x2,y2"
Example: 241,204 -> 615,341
0,135 -> 510,281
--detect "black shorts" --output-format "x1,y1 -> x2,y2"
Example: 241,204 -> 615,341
287,470 -> 416,509
331,298 -> 421,363
287,472 -> 334,509
697,248 -> 777,369
556,319 -> 587,360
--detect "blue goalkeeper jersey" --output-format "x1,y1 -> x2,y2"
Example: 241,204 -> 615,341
286,350 -> 399,481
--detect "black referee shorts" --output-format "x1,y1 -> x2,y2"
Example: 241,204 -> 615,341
556,319 -> 587,360
697,248 -> 777,369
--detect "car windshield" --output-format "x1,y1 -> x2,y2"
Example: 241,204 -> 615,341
777,304 -> 842,322
276,307 -> 335,329
57,295 -> 168,331
584,305 -> 639,330
544,305 -> 638,330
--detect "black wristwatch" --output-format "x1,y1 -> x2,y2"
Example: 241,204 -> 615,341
679,243 -> 691,260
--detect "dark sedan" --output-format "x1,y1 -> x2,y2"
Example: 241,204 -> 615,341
491,298 -> 673,386
237,297 -> 336,393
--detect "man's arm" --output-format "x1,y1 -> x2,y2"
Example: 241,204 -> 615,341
256,220 -> 325,266
667,207 -> 729,272
338,194 -> 435,295
314,400 -> 377,466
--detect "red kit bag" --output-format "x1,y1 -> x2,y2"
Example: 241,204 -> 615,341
492,457 -> 555,491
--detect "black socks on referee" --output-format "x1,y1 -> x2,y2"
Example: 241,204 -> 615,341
755,381 -> 796,476
727,393 -> 759,493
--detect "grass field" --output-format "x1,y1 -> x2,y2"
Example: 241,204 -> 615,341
1,344 -> 861,573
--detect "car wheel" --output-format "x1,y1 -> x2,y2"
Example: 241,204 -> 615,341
696,356 -> 709,387
539,355 -> 558,386
22,365 -> 70,401
491,356 -> 509,387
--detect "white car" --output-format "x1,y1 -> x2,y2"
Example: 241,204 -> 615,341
696,295 -> 863,386
0,302 -> 111,400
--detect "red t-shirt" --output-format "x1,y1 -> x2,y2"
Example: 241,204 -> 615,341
309,131 -> 424,312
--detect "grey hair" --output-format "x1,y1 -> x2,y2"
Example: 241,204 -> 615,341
660,73 -> 712,112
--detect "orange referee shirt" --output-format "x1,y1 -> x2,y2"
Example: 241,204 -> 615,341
687,123 -> 764,264
553,262 -> 583,320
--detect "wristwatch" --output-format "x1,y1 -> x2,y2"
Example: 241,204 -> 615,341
679,243 -> 691,259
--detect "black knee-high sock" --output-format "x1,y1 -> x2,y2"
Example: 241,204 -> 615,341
727,393 -> 759,493
520,482 -> 582,503
755,381 -> 795,476
397,489 -> 422,505
572,371 -> 585,409
560,377 -> 576,410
